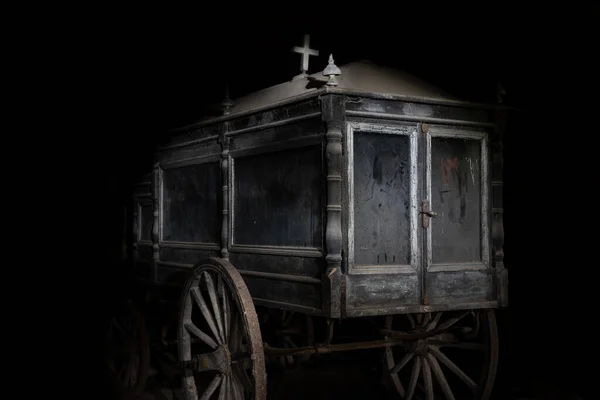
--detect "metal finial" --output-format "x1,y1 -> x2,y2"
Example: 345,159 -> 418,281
222,85 -> 234,115
323,54 -> 341,87
292,34 -> 319,80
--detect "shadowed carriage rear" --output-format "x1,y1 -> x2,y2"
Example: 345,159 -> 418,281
131,39 -> 509,400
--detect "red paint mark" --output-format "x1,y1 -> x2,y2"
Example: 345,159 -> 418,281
443,157 -> 460,184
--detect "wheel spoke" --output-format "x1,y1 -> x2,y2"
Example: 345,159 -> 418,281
284,336 -> 297,365
200,374 -> 222,400
204,272 -> 225,343
182,371 -> 198,400
112,317 -> 126,333
217,374 -> 227,400
429,346 -> 478,393
437,311 -> 469,331
282,311 -> 294,327
284,336 -> 297,348
406,314 -> 416,329
229,314 -> 241,353
238,368 -> 253,393
426,353 -> 455,400
426,312 -> 443,331
389,351 -> 414,375
405,355 -> 421,400
422,356 -> 434,400
422,313 -> 431,327
117,363 -> 127,380
218,276 -> 230,342
130,354 -> 140,386
123,358 -> 133,386
184,322 -> 218,349
191,287 -> 223,345
231,369 -> 245,400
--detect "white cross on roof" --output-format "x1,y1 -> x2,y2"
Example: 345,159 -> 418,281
292,34 -> 319,76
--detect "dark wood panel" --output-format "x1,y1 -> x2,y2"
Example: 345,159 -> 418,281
426,270 -> 494,303
133,260 -> 153,281
168,124 -> 221,148
230,118 -> 323,151
159,141 -> 222,165
346,98 -> 491,123
346,273 -> 420,310
162,162 -> 221,243
156,266 -> 192,286
431,137 -> 482,263
137,245 -> 153,260
233,145 -> 324,247
159,247 -> 220,264
230,99 -> 321,133
134,184 -> 151,197
140,204 -> 153,242
243,276 -> 322,310
353,132 -> 411,265
229,253 -> 324,278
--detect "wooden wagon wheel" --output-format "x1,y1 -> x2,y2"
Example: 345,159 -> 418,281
177,258 -> 266,400
264,309 -> 314,369
105,301 -> 150,400
383,309 -> 498,400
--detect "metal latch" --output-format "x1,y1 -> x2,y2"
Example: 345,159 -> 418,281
420,199 -> 437,228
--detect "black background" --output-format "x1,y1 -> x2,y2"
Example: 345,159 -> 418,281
57,4 -> 597,398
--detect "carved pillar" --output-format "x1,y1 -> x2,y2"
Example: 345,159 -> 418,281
219,122 -> 231,260
132,200 -> 139,261
322,94 -> 345,318
151,162 -> 160,281
492,111 -> 508,307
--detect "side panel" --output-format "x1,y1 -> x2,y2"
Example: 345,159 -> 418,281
228,116 -> 326,314
232,145 -> 323,248
161,162 -> 221,244
148,109 -> 327,314
157,150 -> 223,286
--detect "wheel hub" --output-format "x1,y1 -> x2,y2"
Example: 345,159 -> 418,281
186,345 -> 231,375
413,338 -> 428,355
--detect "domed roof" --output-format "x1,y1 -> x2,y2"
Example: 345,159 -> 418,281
229,59 -> 459,115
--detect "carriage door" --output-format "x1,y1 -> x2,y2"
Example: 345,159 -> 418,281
423,125 -> 493,304
347,122 -> 421,307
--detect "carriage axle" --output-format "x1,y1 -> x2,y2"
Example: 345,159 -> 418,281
174,324 -> 473,359
263,324 -> 470,358
264,338 -> 404,357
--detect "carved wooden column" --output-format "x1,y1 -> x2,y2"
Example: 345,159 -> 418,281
219,125 -> 231,260
151,162 -> 160,282
132,200 -> 139,261
322,94 -> 345,318
219,92 -> 233,260
492,111 -> 508,307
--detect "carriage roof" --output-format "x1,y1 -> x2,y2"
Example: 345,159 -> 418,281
172,59 -> 510,134
229,60 -> 459,115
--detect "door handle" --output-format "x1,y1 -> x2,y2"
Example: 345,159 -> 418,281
420,200 -> 437,228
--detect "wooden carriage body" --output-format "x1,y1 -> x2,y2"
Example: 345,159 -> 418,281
132,60 -> 508,320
